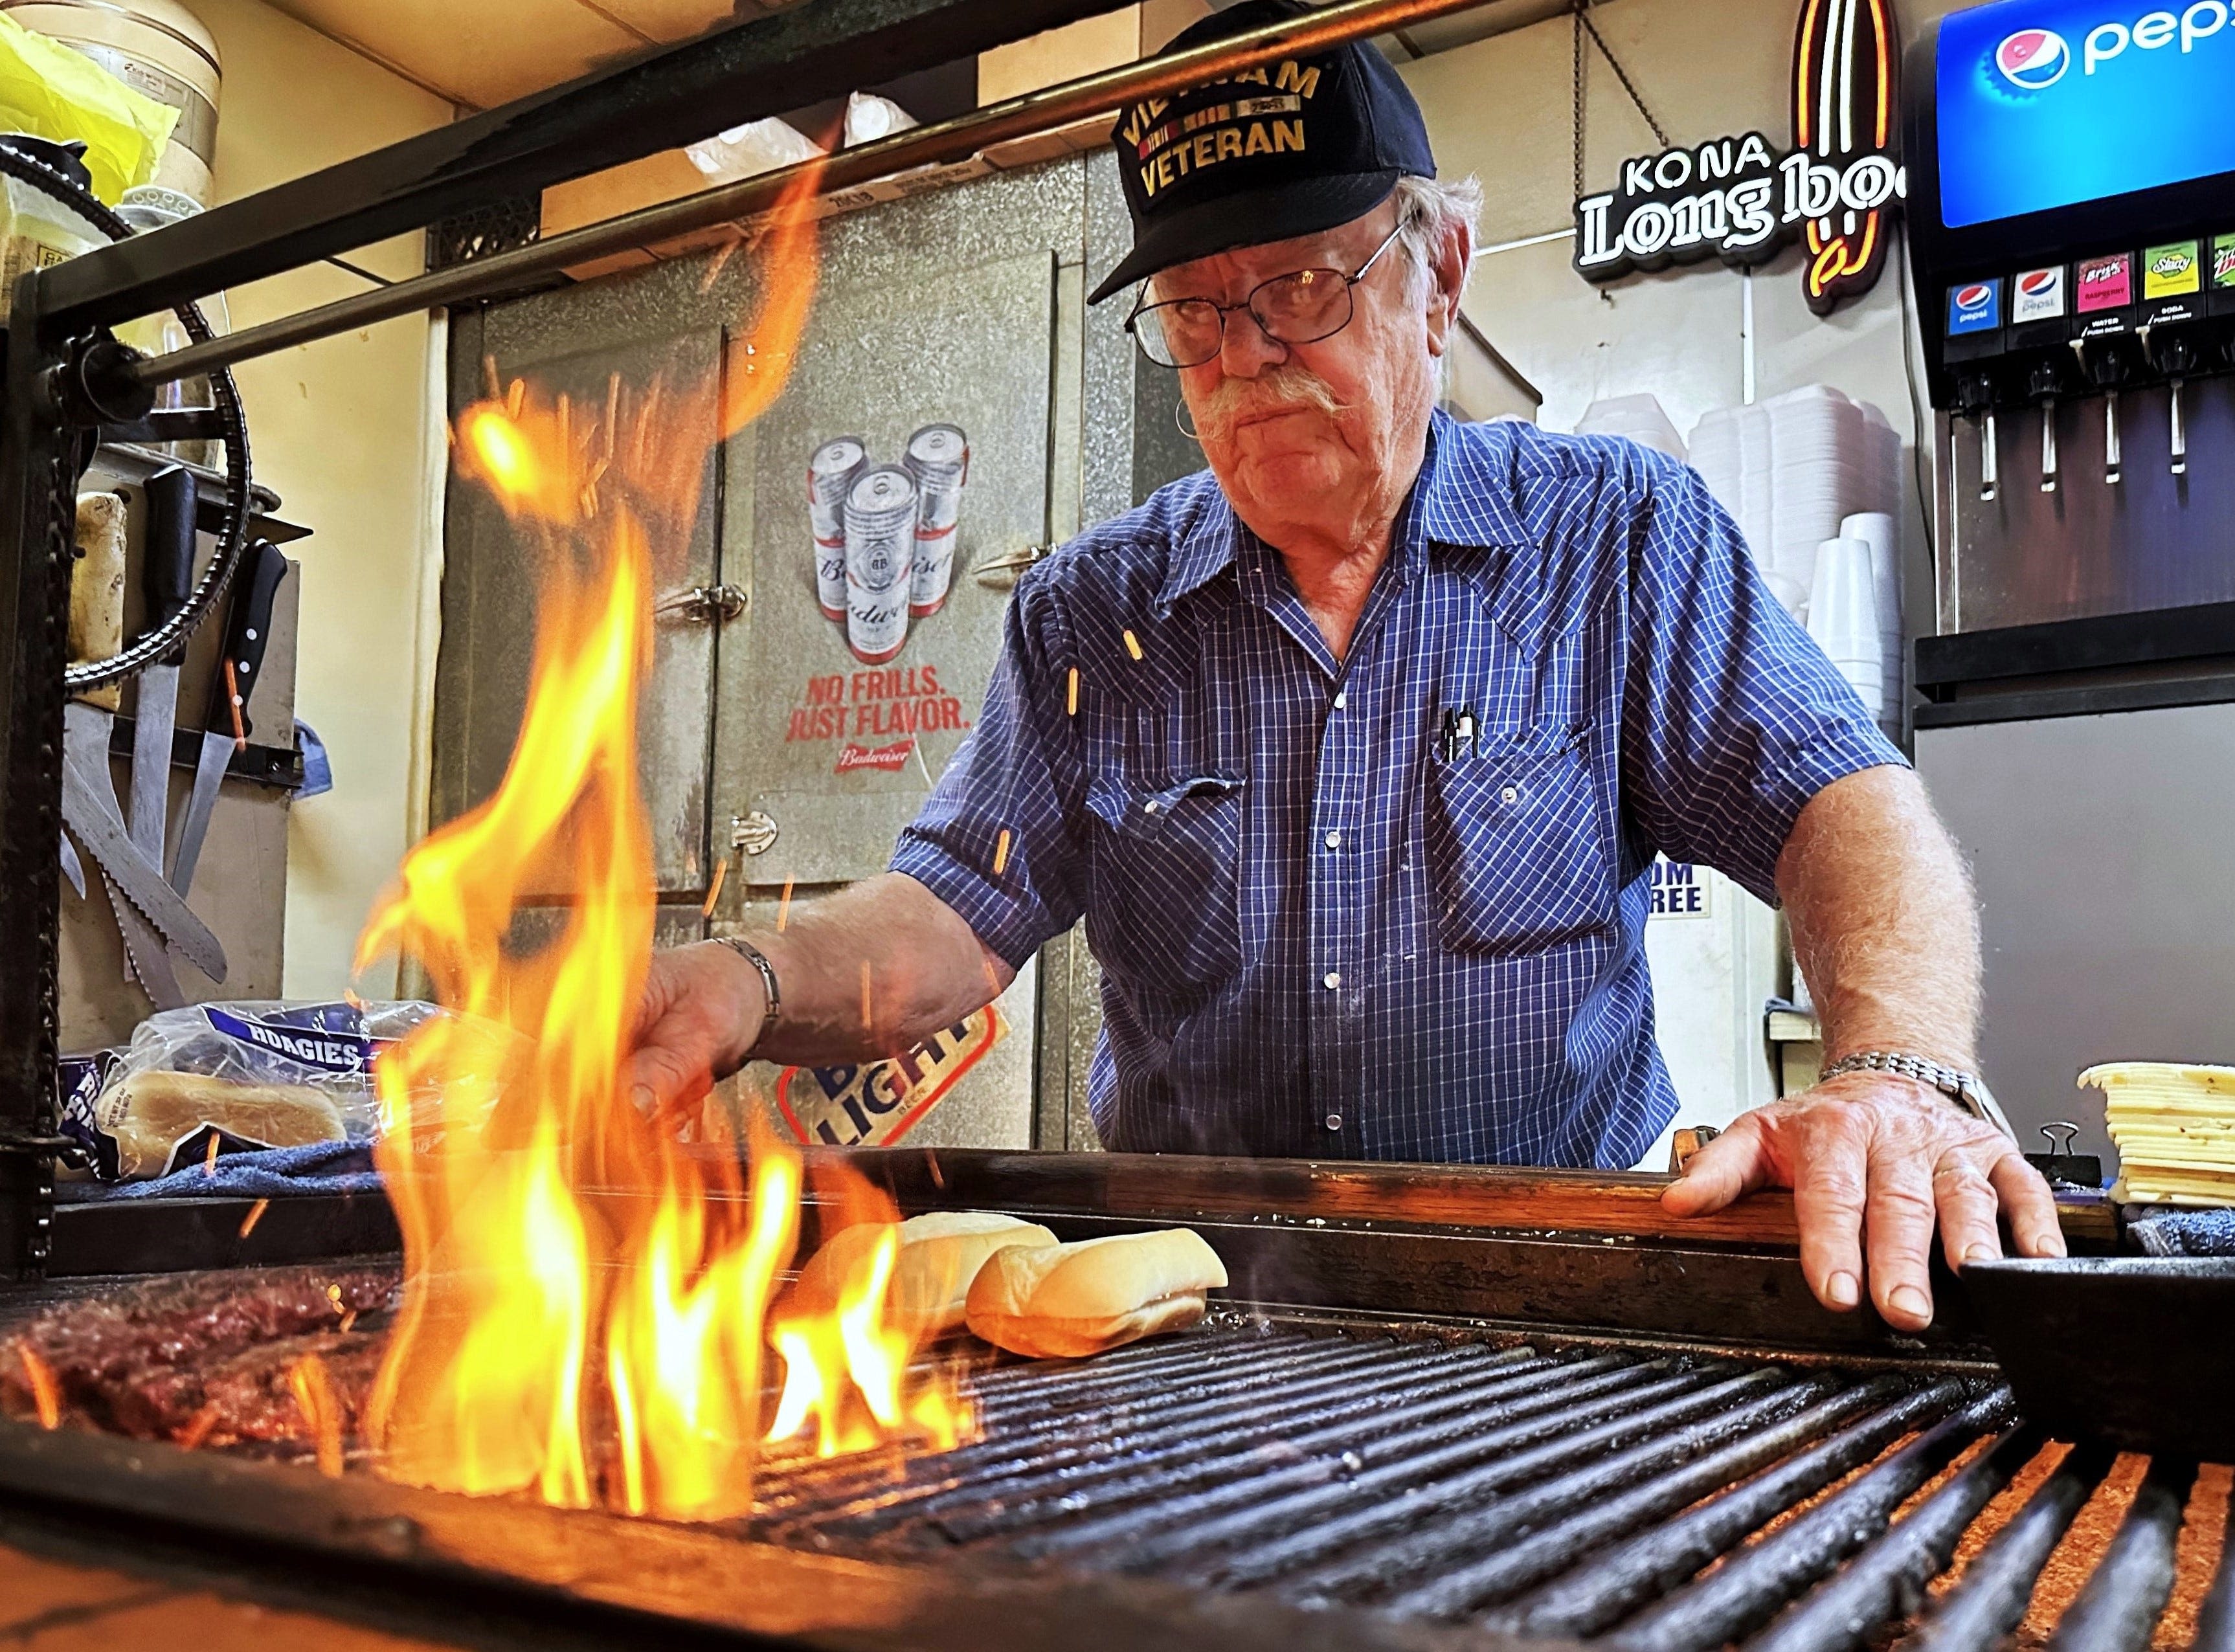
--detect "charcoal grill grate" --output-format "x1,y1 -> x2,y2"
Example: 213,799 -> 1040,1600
754,1319 -> 2235,1650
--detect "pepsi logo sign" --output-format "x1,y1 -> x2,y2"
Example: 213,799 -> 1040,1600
1955,283 -> 1994,311
2019,270 -> 2058,296
1995,27 -> 2071,87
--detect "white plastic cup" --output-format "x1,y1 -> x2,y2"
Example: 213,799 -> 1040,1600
1808,537 -> 1882,684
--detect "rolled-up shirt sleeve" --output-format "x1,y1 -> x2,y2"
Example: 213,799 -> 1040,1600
891,576 -> 1087,970
1620,454 -> 1906,904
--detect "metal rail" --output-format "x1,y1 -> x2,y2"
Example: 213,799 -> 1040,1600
124,0 -> 1509,393
39,0 -> 1147,333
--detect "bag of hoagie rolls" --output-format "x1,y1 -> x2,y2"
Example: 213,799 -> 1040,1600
965,1228 -> 1228,1358
783,1211 -> 1059,1339
61,999 -> 519,1179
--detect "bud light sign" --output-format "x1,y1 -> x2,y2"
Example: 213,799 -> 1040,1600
1938,0 -> 2235,227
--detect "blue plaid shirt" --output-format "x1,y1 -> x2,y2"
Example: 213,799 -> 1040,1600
892,413 -> 1902,1165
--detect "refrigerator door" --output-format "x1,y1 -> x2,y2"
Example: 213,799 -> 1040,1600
1917,698 -> 2235,1169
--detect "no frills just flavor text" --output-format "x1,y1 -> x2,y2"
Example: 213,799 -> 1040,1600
784,665 -> 971,776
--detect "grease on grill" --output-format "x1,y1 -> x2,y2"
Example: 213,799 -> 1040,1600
750,1321 -> 2234,1649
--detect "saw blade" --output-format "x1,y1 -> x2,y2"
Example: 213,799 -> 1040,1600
60,710 -> 228,982
109,876 -> 186,1009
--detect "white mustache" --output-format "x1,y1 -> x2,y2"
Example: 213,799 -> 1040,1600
1193,365 -> 1351,448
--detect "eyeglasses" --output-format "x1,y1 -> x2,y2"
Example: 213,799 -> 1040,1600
1125,223 -> 1404,370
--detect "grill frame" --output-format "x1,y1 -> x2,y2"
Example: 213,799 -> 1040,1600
1,1151 -> 2188,1652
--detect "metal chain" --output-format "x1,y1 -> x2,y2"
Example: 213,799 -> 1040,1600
1571,1 -> 1586,200
1571,0 -> 1672,189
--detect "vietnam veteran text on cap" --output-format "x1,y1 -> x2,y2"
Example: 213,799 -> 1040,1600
1088,0 -> 1438,305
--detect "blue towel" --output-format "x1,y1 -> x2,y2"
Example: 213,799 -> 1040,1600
2129,1206 -> 2235,1257
107,1135 -> 383,1199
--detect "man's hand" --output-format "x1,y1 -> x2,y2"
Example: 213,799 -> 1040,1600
1661,1074 -> 2067,1331
624,942 -> 764,1124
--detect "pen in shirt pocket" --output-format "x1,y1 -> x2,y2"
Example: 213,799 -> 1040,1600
1436,706 -> 1477,763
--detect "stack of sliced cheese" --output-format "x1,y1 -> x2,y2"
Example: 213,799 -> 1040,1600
2083,1062 -> 2235,1206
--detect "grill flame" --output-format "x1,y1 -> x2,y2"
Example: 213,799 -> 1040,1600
355,162 -> 969,1519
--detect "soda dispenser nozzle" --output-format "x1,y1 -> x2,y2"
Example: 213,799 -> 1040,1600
2069,337 -> 2128,484
2027,359 -> 2065,495
2142,324 -> 2201,478
1955,374 -> 1998,502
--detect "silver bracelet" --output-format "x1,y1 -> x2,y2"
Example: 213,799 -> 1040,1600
715,936 -> 781,1049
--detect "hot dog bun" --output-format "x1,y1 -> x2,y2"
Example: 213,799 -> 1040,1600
964,1228 -> 1228,1358
785,1211 -> 1059,1339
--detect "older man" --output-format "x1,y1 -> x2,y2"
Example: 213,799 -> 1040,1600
627,0 -> 2065,1327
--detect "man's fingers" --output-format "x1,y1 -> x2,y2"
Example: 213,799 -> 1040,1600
1932,1148 -> 2006,1272
1862,1144 -> 1941,1332
1988,1150 -> 2069,1259
623,1018 -> 716,1120
1660,1118 -> 1773,1216
1788,1124 -> 1870,1313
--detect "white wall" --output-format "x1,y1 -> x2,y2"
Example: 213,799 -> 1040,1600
190,0 -> 454,998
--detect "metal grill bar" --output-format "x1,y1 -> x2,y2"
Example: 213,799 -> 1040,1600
1741,1413 -> 2041,1652
1475,1377 -> 1978,1640
2047,1456 -> 2200,1652
1009,1354 -> 1689,1562
2200,1519 -> 2235,1652
761,1334 -> 1419,1520
1297,1375 -> 1906,1613
792,1342 -> 1508,1540
1170,1368 -> 1806,1591
1600,1387 -> 2020,1652
939,1346 -> 1599,1549
1905,1442 -> 2118,1652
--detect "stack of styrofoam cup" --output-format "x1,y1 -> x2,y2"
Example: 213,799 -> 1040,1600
1807,535 -> 1885,717
1839,510 -> 1902,732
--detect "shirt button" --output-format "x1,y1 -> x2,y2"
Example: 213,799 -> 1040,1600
1332,691 -> 1347,710
1323,829 -> 1342,849
1325,1113 -> 1343,1131
1323,971 -> 1341,990
1501,785 -> 1520,805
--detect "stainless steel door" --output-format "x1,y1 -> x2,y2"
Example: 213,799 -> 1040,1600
1918,699 -> 2235,1168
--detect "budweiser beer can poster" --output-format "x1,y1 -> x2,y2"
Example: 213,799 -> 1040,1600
786,418 -> 976,777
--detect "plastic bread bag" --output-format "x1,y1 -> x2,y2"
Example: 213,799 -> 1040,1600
0,15 -> 178,201
63,1000 -> 519,1181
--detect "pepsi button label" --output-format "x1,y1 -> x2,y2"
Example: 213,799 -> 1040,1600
2012,267 -> 2067,321
2076,253 -> 2133,312
1947,280 -> 2003,334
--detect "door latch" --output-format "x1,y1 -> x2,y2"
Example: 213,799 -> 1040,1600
656,583 -> 749,625
730,810 -> 778,856
969,544 -> 1053,589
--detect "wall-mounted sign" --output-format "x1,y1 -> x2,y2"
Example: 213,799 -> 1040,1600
1572,0 -> 1902,315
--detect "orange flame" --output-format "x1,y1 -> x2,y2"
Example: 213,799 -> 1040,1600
355,161 -> 971,1519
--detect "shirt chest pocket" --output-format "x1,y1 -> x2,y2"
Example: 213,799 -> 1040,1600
1085,772 -> 1245,994
1425,735 -> 1614,955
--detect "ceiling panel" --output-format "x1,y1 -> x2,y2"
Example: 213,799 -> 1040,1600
261,0 -> 643,106
590,0 -> 743,41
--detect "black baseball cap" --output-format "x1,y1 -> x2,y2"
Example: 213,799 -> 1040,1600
1088,0 -> 1437,306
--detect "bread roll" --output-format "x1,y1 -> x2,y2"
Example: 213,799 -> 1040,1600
100,1069 -> 347,1179
965,1228 -> 1228,1358
785,1211 -> 1059,1339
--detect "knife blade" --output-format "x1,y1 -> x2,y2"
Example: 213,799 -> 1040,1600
60,832 -> 85,899
58,490 -> 197,1003
127,467 -> 196,864
63,701 -> 226,983
170,540 -> 289,900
